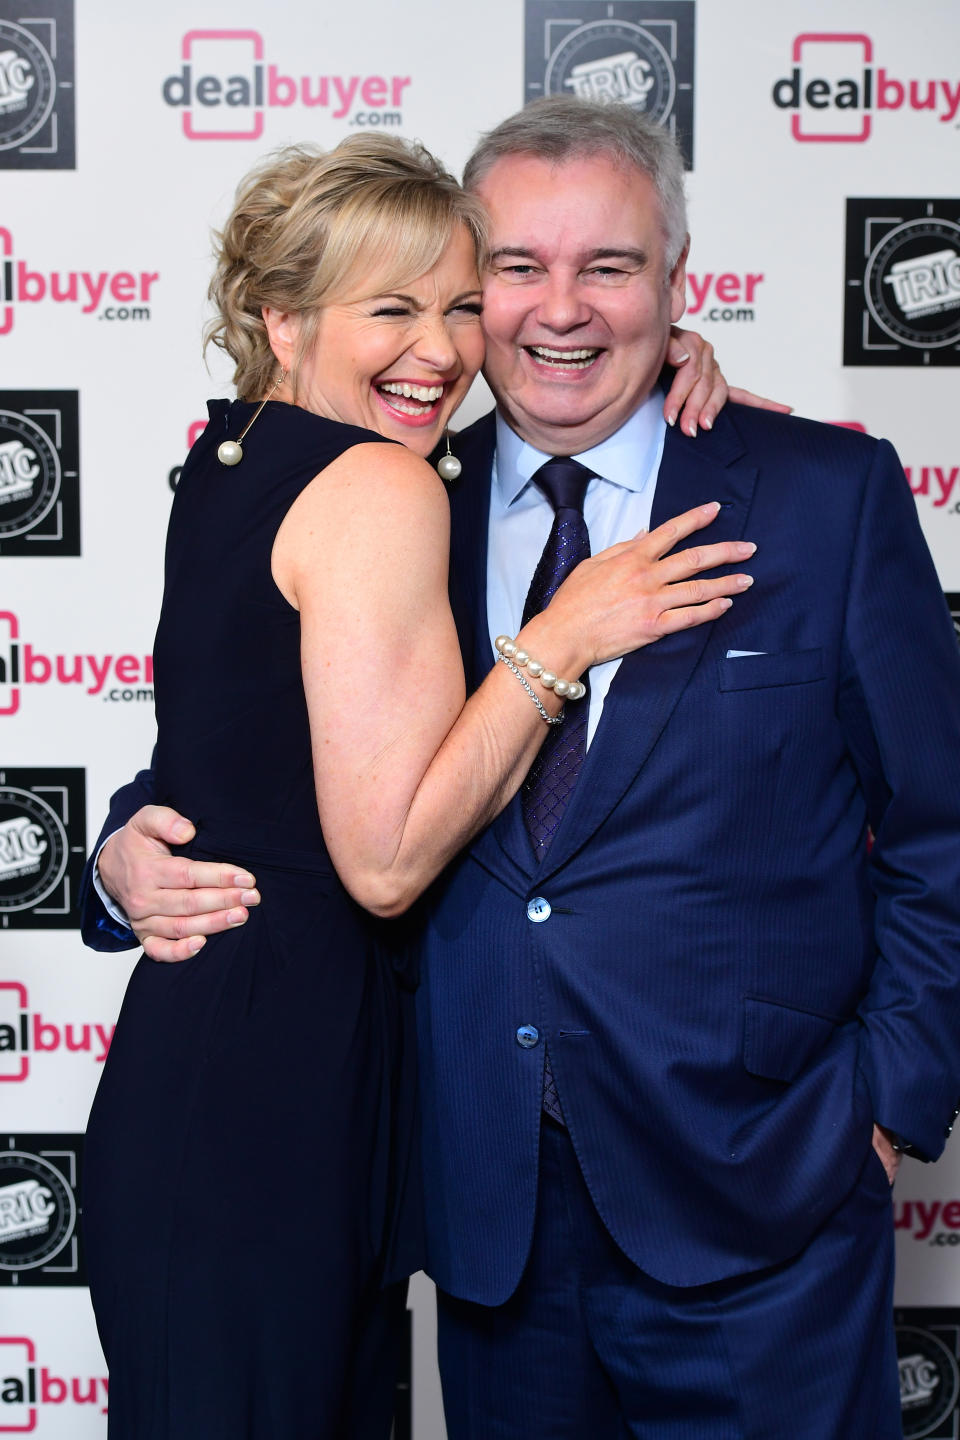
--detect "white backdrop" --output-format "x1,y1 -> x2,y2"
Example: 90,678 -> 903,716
2,1 -> 959,1434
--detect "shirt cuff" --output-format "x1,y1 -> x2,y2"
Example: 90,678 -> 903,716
92,831 -> 134,930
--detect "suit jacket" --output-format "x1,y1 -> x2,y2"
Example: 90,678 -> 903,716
81,403 -> 960,1302
414,402 -> 960,1302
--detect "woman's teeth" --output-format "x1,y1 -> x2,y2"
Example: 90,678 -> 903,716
378,381 -> 444,414
527,346 -> 600,369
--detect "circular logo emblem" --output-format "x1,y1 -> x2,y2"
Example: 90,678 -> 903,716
0,20 -> 56,152
0,411 -> 61,539
0,786 -> 67,914
543,20 -> 676,121
897,1323 -> 960,1439
0,1150 -> 76,1271
864,218 -> 960,350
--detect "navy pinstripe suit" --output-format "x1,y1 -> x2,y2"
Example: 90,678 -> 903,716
416,402 -> 960,1305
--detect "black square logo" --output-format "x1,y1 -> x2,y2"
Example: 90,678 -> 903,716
0,1136 -> 86,1285
0,0 -> 75,169
896,1309 -> 960,1439
0,392 -> 80,555
844,199 -> 960,366
0,768 -> 86,929
524,1 -> 695,169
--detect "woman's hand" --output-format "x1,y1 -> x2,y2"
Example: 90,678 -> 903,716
533,501 -> 756,670
663,327 -> 792,437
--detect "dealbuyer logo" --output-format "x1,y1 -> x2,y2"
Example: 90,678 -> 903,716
0,227 -> 159,335
161,30 -> 412,139
773,33 -> 960,143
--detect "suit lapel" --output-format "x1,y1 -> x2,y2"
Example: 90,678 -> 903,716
444,412 -> 539,885
533,413 -> 759,881
447,412 -> 497,692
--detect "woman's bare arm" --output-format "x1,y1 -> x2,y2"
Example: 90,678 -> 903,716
273,441 -> 754,917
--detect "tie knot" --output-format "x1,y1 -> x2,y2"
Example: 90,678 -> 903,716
530,456 -> 594,515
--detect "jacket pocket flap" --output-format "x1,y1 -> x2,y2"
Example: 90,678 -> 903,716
719,648 -> 824,692
742,995 -> 837,1082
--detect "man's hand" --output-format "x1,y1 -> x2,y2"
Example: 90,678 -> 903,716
872,1124 -> 902,1186
97,805 -> 260,963
663,327 -> 792,437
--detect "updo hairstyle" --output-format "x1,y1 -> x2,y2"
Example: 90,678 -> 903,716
207,134 -> 487,401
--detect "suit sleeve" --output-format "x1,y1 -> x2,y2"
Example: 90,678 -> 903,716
839,438 -> 960,1160
78,751 -> 158,952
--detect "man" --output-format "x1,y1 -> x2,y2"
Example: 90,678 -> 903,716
82,99 -> 960,1436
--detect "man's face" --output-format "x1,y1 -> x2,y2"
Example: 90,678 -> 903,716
474,151 -> 687,454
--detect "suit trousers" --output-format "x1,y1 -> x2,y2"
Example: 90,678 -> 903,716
437,1118 -> 901,1440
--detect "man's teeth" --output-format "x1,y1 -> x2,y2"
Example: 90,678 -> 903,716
528,346 -> 600,369
379,381 -> 444,402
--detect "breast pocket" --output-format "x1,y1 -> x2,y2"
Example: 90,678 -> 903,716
718,648 -> 824,692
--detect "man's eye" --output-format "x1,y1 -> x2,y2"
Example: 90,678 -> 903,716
500,265 -> 538,277
587,267 -> 624,278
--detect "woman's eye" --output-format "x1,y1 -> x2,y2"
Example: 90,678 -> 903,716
451,302 -> 483,316
371,306 -> 410,318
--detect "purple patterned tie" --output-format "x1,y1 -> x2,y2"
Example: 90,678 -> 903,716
520,457 -> 593,1127
521,457 -> 593,859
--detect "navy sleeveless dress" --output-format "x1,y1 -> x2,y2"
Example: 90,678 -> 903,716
84,400 -> 423,1439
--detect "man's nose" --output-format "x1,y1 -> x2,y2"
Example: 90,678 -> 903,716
535,275 -> 591,331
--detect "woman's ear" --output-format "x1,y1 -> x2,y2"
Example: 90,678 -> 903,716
261,307 -> 300,373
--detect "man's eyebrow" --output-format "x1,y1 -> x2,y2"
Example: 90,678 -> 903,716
486,246 -> 649,265
487,246 -> 541,263
585,248 -> 648,265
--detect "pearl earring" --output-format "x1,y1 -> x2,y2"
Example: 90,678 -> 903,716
218,370 -> 286,466
436,432 -> 462,482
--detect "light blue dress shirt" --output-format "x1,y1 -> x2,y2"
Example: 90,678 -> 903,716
486,392 -> 667,748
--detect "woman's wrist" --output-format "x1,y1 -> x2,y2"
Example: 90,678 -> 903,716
494,636 -> 586,702
515,612 -> 591,691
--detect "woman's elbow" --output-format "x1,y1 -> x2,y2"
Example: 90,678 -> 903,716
343,866 -> 422,920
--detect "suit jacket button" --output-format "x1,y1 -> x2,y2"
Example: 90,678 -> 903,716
527,896 -> 551,923
516,1024 -> 540,1049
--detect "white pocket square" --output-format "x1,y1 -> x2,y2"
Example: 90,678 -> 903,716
725,650 -> 767,658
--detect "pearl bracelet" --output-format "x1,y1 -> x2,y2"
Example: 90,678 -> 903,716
494,635 -> 587,701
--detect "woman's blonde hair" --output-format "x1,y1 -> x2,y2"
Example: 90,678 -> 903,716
206,134 -> 487,400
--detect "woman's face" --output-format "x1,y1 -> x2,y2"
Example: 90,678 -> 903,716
274,225 -> 484,459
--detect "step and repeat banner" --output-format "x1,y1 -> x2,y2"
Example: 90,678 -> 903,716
2,0 -> 959,1435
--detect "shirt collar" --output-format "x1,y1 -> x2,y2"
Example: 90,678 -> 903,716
494,388 -> 665,508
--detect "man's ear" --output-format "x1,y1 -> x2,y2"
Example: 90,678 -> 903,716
668,236 -> 690,325
261,307 -> 300,373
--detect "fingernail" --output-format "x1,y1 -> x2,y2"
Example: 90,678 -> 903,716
666,411 -> 677,427
188,936 -> 205,954
719,598 -> 733,610
226,907 -> 247,926
233,872 -> 254,887
701,501 -> 722,514
736,542 -> 757,556
736,575 -> 754,588
702,416 -> 713,431
674,351 -> 690,364
240,889 -> 260,906
172,820 -> 193,841
686,421 -> 698,438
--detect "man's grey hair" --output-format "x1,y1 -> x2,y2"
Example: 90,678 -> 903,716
463,96 -> 688,273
